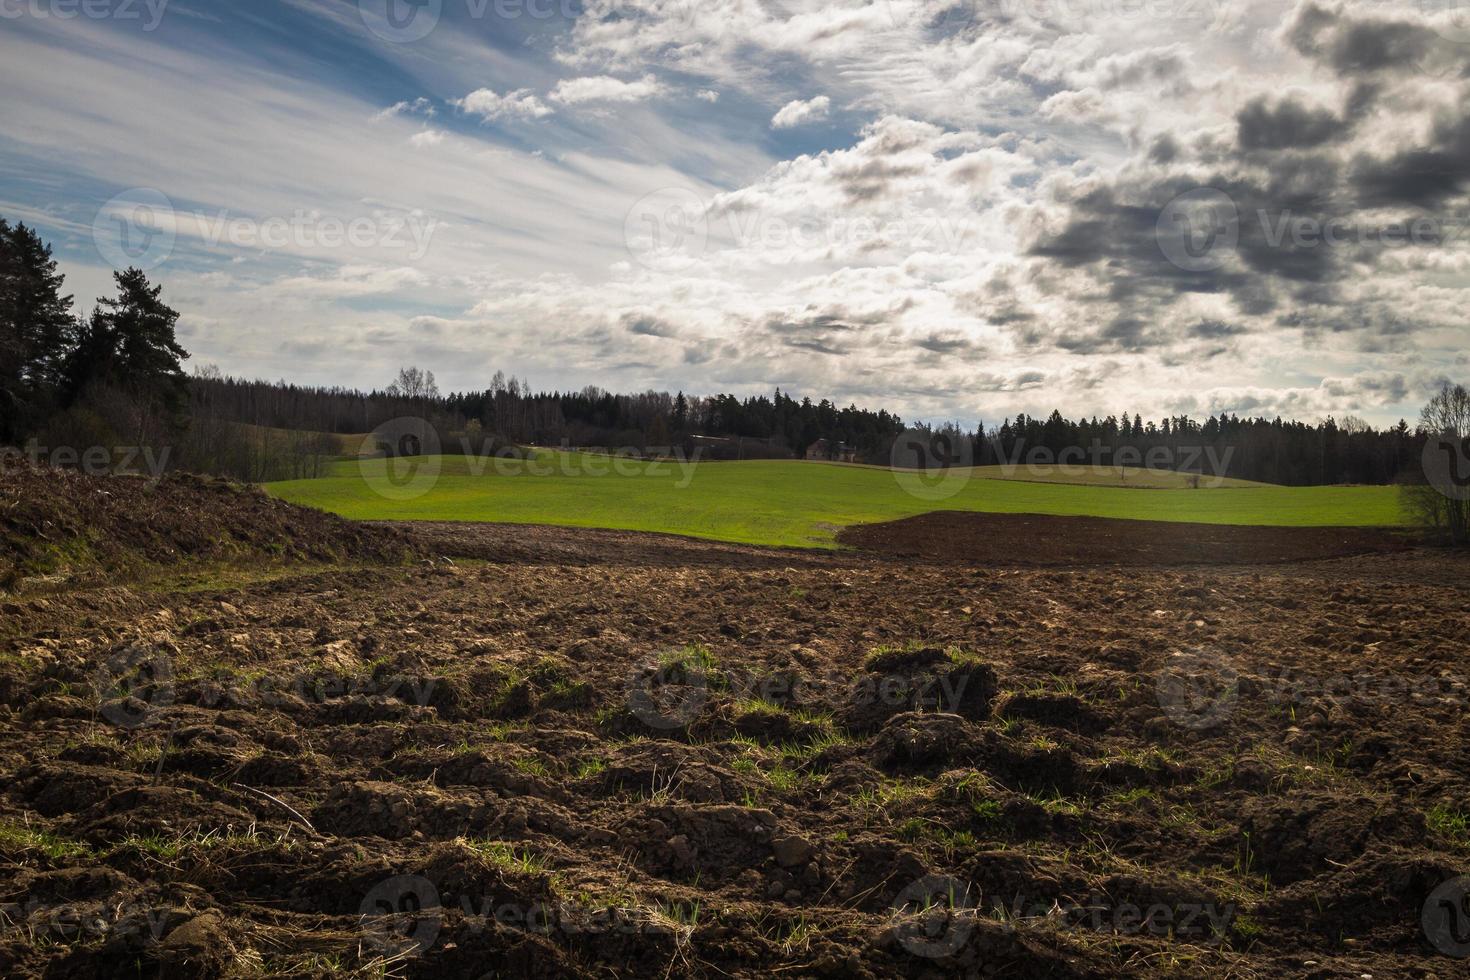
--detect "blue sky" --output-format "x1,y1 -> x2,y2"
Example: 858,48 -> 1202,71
2,0 -> 1468,426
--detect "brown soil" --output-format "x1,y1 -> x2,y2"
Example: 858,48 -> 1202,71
395,521 -> 840,570
1,477 -> 1468,978
0,462 -> 413,586
838,511 -> 1414,566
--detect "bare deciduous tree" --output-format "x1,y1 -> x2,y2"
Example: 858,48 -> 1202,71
1403,383 -> 1470,545
386,366 -> 438,403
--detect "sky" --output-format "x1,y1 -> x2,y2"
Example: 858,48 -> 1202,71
1,0 -> 1468,428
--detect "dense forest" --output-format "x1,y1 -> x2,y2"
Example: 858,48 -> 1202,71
187,373 -> 908,467
0,217 -> 1445,489
182,371 -> 1427,487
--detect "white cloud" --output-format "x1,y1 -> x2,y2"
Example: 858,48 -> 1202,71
771,95 -> 830,129
551,74 -> 664,105
274,265 -> 429,299
6,0 -> 1465,425
374,97 -> 436,121
455,88 -> 553,121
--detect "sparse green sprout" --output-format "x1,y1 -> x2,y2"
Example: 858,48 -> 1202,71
0,821 -> 91,861
658,900 -> 702,929
734,697 -> 785,718
777,915 -> 815,953
511,756 -> 552,778
459,838 -> 551,875
1428,804 -> 1469,848
970,799 -> 1003,825
778,728 -> 851,764
661,644 -> 717,673
766,766 -> 800,793
897,817 -> 928,841
1233,913 -> 1263,940
1026,788 -> 1081,817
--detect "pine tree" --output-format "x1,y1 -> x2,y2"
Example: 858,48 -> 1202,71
65,268 -> 188,414
0,219 -> 75,439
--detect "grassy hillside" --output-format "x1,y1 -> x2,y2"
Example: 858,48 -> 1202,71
264,452 -> 1404,549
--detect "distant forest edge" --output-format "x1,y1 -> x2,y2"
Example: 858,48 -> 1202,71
0,216 -> 1448,490
188,370 -> 1430,488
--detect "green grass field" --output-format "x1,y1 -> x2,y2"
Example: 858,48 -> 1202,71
264,451 -> 1406,549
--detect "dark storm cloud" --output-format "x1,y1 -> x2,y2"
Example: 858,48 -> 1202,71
987,308 -> 1035,324
765,313 -> 856,334
759,309 -> 872,356
1237,95 -> 1345,151
832,157 -> 926,202
1284,3 -> 1435,75
1189,319 -> 1247,339
1025,0 -> 1470,356
914,332 -> 982,354
620,312 -> 679,338
1029,180 -> 1321,297
1148,134 -> 1180,164
1057,315 -> 1162,355
1350,113 -> 1470,208
1280,305 -> 1429,340
1321,372 -> 1409,402
785,338 -> 847,355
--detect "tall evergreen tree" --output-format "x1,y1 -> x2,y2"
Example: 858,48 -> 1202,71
0,219 -> 75,439
65,268 -> 188,414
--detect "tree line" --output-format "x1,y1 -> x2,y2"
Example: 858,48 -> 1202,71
184,366 -> 1432,486
1,219 -> 190,460
0,217 -> 1462,521
978,410 -> 1420,487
